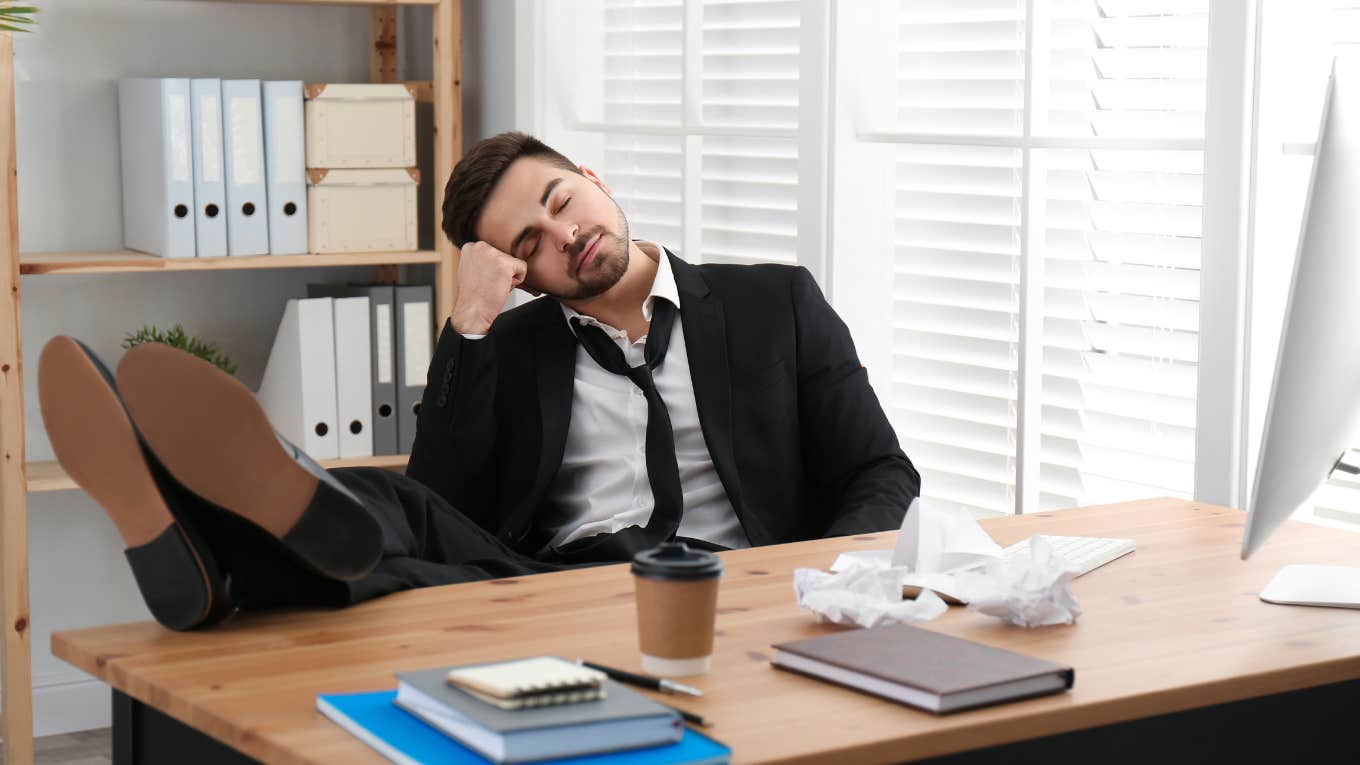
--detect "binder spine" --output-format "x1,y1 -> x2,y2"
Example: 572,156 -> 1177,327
257,298 -> 340,461
222,79 -> 269,256
263,80 -> 309,255
302,298 -> 340,459
117,78 -> 197,259
394,285 -> 432,455
369,288 -> 399,456
162,79 -> 197,259
333,297 -> 374,459
190,78 -> 227,258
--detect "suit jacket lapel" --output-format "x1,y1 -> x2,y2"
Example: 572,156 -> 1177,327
669,251 -> 747,519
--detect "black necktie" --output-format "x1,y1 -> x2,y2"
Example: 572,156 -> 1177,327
572,299 -> 684,545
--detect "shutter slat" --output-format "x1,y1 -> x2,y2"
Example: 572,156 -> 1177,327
896,249 -> 1017,285
894,329 -> 1016,372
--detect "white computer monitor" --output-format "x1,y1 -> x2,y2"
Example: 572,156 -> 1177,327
1242,55 -> 1360,607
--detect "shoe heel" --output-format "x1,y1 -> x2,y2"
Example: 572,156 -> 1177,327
118,342 -> 384,582
39,336 -> 234,631
124,525 -> 234,631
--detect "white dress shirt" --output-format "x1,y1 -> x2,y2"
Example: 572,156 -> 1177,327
537,243 -> 749,551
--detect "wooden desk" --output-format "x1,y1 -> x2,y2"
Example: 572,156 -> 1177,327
52,499 -> 1360,764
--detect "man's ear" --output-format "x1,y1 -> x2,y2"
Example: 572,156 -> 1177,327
580,165 -> 612,196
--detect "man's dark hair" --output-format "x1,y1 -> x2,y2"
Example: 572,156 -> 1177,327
441,132 -> 582,248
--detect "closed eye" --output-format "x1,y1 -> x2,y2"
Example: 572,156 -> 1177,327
520,196 -> 570,258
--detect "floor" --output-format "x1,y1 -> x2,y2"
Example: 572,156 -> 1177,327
18,729 -> 112,765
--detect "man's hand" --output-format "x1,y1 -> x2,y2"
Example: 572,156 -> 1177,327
450,242 -> 528,335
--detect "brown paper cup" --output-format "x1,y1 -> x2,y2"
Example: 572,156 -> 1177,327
631,543 -> 724,677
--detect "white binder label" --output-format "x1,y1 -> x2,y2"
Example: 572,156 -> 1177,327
199,95 -> 222,184
274,95 -> 302,184
168,94 -> 190,182
230,96 -> 261,185
403,302 -> 431,386
376,305 -> 393,385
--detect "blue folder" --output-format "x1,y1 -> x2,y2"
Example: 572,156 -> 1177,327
317,690 -> 731,765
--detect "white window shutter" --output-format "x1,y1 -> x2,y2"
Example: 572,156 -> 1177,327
702,1 -> 802,265
1036,1 -> 1207,511
602,1 -> 686,247
892,0 -> 1026,517
889,0 -> 1208,517
553,0 -> 804,267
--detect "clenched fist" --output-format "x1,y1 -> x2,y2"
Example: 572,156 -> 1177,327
450,241 -> 529,335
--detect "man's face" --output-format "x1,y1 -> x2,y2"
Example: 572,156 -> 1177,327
475,157 -> 630,302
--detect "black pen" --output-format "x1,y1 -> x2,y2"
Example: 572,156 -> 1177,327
663,704 -> 712,729
576,659 -> 705,697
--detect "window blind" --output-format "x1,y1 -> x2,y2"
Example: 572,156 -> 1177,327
891,0 -> 1026,516
601,1 -> 685,247
1036,2 -> 1206,510
889,0 -> 1208,517
701,1 -> 800,263
569,0 -> 802,265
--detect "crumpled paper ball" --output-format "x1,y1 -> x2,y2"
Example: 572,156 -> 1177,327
792,565 -> 948,628
956,535 -> 1083,627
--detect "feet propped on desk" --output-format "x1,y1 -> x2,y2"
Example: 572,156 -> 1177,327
37,336 -> 385,632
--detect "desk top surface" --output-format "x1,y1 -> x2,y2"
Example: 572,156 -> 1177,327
52,498 -> 1360,765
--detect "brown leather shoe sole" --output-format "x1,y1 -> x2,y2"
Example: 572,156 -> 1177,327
37,336 -> 230,630
39,337 -> 172,548
116,342 -> 318,541
116,342 -> 381,581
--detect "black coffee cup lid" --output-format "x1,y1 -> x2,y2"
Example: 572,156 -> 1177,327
632,542 -> 724,581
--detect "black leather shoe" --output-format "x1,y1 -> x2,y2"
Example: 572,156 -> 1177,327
115,342 -> 383,582
38,336 -> 236,631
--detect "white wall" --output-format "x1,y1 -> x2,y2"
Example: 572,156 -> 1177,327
12,0 -> 514,735
460,0 -> 520,140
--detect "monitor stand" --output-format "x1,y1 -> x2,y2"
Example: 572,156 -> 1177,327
1260,564 -> 1360,608
1258,455 -> 1360,608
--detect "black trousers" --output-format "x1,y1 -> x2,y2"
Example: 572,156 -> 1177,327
224,467 -> 574,612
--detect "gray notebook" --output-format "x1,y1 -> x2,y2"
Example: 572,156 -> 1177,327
395,669 -> 680,763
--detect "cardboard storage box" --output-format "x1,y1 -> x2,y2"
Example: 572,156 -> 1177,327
304,83 -> 416,168
306,168 -> 419,253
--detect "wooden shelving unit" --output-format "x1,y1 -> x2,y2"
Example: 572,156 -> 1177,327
0,1 -> 462,761
19,249 -> 444,275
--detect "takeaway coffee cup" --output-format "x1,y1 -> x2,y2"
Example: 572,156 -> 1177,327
631,542 -> 724,677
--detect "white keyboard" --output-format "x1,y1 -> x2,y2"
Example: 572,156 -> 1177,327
899,534 -> 1136,604
998,534 -> 1136,577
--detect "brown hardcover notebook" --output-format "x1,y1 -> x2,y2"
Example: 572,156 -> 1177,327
771,624 -> 1074,713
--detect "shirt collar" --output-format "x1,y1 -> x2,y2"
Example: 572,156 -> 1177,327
560,242 -> 680,335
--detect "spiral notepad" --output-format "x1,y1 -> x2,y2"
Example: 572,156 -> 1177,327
445,657 -> 607,710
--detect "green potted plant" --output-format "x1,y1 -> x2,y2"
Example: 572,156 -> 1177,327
1,5 -> 38,34
122,324 -> 238,376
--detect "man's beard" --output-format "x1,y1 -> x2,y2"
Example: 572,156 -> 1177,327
543,203 -> 631,302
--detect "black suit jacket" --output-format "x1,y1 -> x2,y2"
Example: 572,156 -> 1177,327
406,252 -> 919,555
